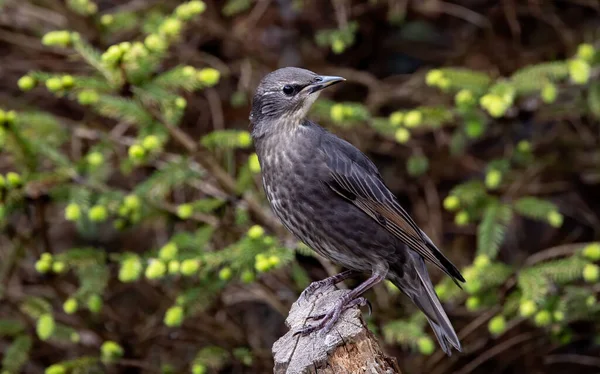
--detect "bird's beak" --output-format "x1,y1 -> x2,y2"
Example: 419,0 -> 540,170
308,75 -> 346,94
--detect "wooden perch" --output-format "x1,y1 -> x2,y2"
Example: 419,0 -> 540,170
272,286 -> 402,374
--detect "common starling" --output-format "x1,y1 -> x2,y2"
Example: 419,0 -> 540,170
250,67 -> 465,355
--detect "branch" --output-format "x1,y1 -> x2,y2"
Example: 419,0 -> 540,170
272,286 -> 402,374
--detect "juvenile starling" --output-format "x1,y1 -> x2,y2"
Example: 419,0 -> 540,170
250,67 -> 465,355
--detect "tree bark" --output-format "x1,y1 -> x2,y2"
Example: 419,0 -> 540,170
272,286 -> 402,374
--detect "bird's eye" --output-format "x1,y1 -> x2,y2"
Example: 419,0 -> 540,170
282,85 -> 295,96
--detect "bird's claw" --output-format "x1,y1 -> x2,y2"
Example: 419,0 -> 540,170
293,297 -> 370,337
298,279 -> 334,304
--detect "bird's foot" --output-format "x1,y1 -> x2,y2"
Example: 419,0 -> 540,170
293,296 -> 369,336
298,279 -> 334,304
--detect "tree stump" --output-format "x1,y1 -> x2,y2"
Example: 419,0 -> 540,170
272,285 -> 402,374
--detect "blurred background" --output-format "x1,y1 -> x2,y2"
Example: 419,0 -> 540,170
0,0 -> 599,373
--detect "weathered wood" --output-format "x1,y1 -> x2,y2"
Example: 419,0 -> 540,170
272,285 -> 402,374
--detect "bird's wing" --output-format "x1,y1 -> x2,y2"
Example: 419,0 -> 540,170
320,134 -> 465,284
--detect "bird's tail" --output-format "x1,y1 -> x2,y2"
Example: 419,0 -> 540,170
390,254 -> 461,356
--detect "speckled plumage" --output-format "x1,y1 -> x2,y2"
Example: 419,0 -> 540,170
250,67 -> 465,355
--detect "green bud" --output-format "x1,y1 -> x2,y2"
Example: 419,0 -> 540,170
35,259 -> 52,274
248,153 -> 261,173
145,259 -> 167,280
45,365 -> 66,374
101,14 -> 114,26
141,135 -> 160,151
437,77 -> 450,91
568,59 -> 591,85
175,97 -> 187,109
159,18 -> 183,37
118,42 -> 131,53
534,310 -> 552,327
254,258 -> 271,273
443,196 -> 460,211
238,131 -> 252,147
404,110 -> 422,128
63,298 -> 78,314
488,315 -> 506,335
40,252 -> 52,262
330,104 -> 345,122
168,260 -> 181,274
240,270 -> 255,283
159,242 -> 179,261
219,267 -> 233,281
583,263 -> 599,283
454,211 -> 469,226
18,75 -> 36,91
247,225 -> 265,239
485,169 -> 502,190
46,77 -> 63,92
77,89 -> 99,105
547,211 -> 563,228
70,332 -> 80,343
118,256 -> 143,283
192,364 -> 207,374
331,38 -> 346,54
465,118 -> 485,139
64,203 -> 81,222
182,66 -> 196,77
101,341 -> 124,360
389,111 -> 404,127
268,255 -> 281,267
394,128 -> 410,144
455,89 -> 475,107
36,314 -> 55,341
425,70 -> 444,87
88,205 -> 108,222
586,295 -> 596,307
187,1 -> 206,15
41,30 -> 71,47
61,75 -> 74,88
87,294 -> 103,313
473,255 -> 491,269
466,296 -> 481,311
52,261 -> 67,274
541,82 -> 557,104
144,34 -> 168,52
164,306 -> 184,327
128,144 -> 145,161
464,278 -> 482,294
124,195 -> 141,210
86,151 -> 104,167
553,311 -> 565,322
582,243 -> 600,261
101,45 -> 124,65
517,140 -> 531,153
176,204 -> 193,219
519,299 -> 537,318
417,336 -> 435,355
576,43 -> 595,62
197,68 -> 221,86
6,172 -> 22,188
180,259 -> 200,276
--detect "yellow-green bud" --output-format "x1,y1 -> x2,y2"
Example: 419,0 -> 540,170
547,211 -> 563,228
86,151 -> 104,167
142,135 -> 161,151
582,243 -> 600,261
45,77 -> 62,92
553,311 -> 565,322
473,255 -> 491,269
240,270 -> 255,283
404,110 -> 422,128
192,364 -> 207,374
425,70 -> 444,87
119,257 -> 142,283
168,260 -> 181,274
197,68 -> 221,87
464,278 -> 482,294
586,295 -> 596,307
180,259 -> 200,276
455,89 -> 475,107
254,257 -> 271,273
175,97 -> 187,109
176,204 -> 193,219
101,14 -> 114,26
519,299 -> 537,318
88,205 -> 108,222
124,195 -> 140,210
35,259 -> 52,274
517,140 -> 531,153
394,128 -> 410,144
70,332 -> 80,343
40,252 -> 52,262
77,89 -> 99,105
583,263 -> 599,283
6,172 -> 21,188
541,82 -> 557,104
45,365 -> 66,374
485,169 -> 502,190
443,196 -> 460,211
101,45 -> 124,65
65,203 -> 81,221
247,225 -> 265,239
41,30 -> 71,47
144,34 -> 167,52
268,255 -> 281,267
101,341 -> 124,360
248,153 -> 261,173
219,267 -> 233,281
466,296 -> 481,311
61,75 -> 74,88
534,310 -> 552,326
437,77 -> 450,91
568,59 -> 591,85
389,111 -> 404,127
417,336 -> 435,355
488,315 -> 506,335
87,294 -> 103,313
465,118 -> 484,139
128,144 -> 145,161
576,43 -> 595,62
36,314 -> 55,341
18,76 -> 36,91
63,298 -> 78,314
164,305 -> 184,327
331,38 -> 345,54
145,259 -> 167,279
159,242 -> 178,261
182,66 -> 196,77
454,211 -> 469,226
52,261 -> 66,274
238,131 -> 252,147
159,18 -> 183,37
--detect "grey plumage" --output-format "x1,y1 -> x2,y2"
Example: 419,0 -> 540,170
250,67 -> 465,355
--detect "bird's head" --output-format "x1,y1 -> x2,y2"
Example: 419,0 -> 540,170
250,67 -> 345,137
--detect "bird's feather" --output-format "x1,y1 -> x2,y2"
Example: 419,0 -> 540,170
320,132 -> 465,284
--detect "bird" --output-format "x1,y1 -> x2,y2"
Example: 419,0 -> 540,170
249,67 -> 465,355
